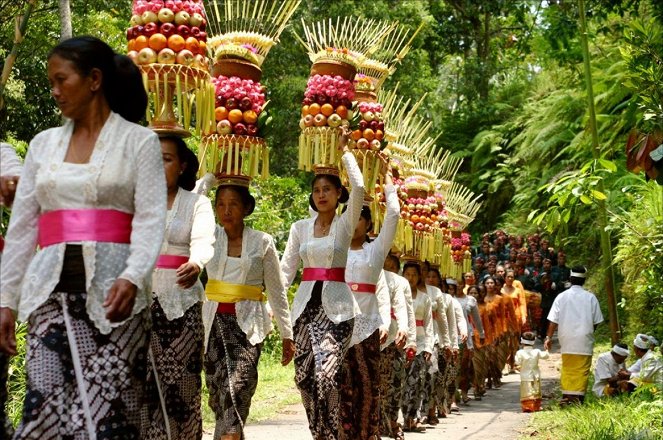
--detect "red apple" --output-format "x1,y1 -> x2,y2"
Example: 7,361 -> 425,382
225,97 -> 237,110
141,10 -> 158,24
356,138 -> 369,149
158,8 -> 175,23
327,113 -> 342,128
157,48 -> 176,64
304,115 -> 314,127
233,122 -> 247,135
177,24 -> 190,38
239,97 -> 252,111
359,120 -> 368,130
126,28 -> 134,40
198,31 -> 206,42
369,120 -> 379,130
370,139 -> 381,150
174,10 -> 190,25
247,124 -> 258,136
143,22 -> 158,37
160,22 -> 175,37
216,120 -> 232,135
137,47 -> 157,65
175,49 -> 194,66
190,26 -> 201,38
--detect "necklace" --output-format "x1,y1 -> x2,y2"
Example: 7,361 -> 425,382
315,219 -> 331,235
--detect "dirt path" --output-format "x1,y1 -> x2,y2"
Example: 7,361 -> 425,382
204,346 -> 562,440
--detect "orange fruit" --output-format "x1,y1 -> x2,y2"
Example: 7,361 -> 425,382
214,106 -> 228,121
320,103 -> 334,117
351,129 -> 362,141
335,105 -> 348,119
148,33 -> 168,52
301,105 -> 310,117
308,103 -> 321,116
185,36 -> 199,54
167,34 -> 185,52
363,128 -> 375,141
243,110 -> 258,124
134,35 -> 149,51
127,39 -> 136,52
228,109 -> 244,124
375,129 -> 384,141
199,40 -> 207,54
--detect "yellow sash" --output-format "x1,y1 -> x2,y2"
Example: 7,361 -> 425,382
205,279 -> 266,303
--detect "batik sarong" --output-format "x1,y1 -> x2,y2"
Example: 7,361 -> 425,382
458,343 -> 474,394
401,353 -> 427,421
293,282 -> 353,440
471,346 -> 488,394
12,291 -> 150,440
141,299 -> 203,440
339,330 -> 380,440
204,312 -> 262,439
443,351 -> 459,410
378,344 -> 405,437
434,349 -> 450,412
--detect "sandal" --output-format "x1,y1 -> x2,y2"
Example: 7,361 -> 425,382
450,402 -> 460,413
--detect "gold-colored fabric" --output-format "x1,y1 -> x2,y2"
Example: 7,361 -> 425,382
205,279 -> 266,303
560,353 -> 592,395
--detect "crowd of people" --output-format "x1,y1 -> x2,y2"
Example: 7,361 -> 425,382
0,36 -> 662,440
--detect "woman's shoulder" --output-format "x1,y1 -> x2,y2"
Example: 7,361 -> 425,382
112,113 -> 158,145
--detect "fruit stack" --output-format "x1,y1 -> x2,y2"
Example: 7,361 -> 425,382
196,0 -> 299,180
126,0 -> 214,136
127,0 -> 208,70
443,182 -> 483,278
297,17 -> 388,172
349,99 -> 384,151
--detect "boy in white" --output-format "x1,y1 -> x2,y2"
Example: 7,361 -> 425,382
515,332 -> 549,412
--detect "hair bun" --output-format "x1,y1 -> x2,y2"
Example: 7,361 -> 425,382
339,186 -> 350,204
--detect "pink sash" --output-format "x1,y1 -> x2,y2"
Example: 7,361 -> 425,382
38,209 -> 133,248
347,282 -> 376,294
156,255 -> 189,269
301,267 -> 346,282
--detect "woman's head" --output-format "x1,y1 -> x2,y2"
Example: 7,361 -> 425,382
352,206 -> 373,242
309,174 -> 349,213
215,185 -> 256,229
505,269 -> 515,286
446,279 -> 458,296
402,262 -> 421,291
467,285 -> 480,301
483,275 -> 496,292
160,136 -> 198,191
425,267 -> 443,289
48,36 -> 146,122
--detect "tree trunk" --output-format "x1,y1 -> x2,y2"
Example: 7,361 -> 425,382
59,0 -> 72,41
577,0 -> 621,344
0,0 -> 37,111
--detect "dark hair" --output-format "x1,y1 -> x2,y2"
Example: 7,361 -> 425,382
385,254 -> 400,270
309,174 -> 350,212
570,265 -> 587,286
482,275 -> 496,287
402,262 -> 421,277
522,331 -> 536,342
161,136 -> 198,191
215,185 -> 256,216
342,205 -> 373,242
427,267 -> 443,289
615,342 -> 628,350
467,285 -> 480,296
48,36 -> 147,123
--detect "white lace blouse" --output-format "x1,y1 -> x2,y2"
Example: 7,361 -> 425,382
381,270 -> 411,350
202,226 -> 293,347
413,289 -> 434,355
426,285 -> 451,349
346,183 -> 399,345
440,292 -> 459,350
0,112 -> 166,334
152,188 -> 215,320
281,152 -> 365,325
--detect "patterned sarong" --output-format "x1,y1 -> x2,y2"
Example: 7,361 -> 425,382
401,353 -> 427,420
204,312 -> 262,439
378,344 -> 405,436
560,353 -> 592,396
12,291 -> 150,440
471,346 -> 488,393
339,330 -> 381,439
142,299 -> 204,440
294,282 -> 353,440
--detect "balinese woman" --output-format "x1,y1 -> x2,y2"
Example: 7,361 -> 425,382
444,279 -> 468,413
203,181 -> 294,440
483,275 -> 506,388
280,132 -> 364,440
502,269 -> 527,373
141,136 -> 216,439
0,36 -> 166,438
400,262 -> 434,433
469,285 -> 492,398
339,171 -> 399,440
452,281 -> 485,402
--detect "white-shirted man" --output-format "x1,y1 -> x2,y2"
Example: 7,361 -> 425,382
592,343 -> 629,397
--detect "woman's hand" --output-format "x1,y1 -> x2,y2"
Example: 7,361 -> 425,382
339,126 -> 351,153
423,351 -> 432,363
394,330 -> 407,349
0,308 -> 17,355
176,262 -> 201,288
281,338 -> 295,366
104,278 -> 137,322
0,176 -> 19,207
380,328 -> 389,345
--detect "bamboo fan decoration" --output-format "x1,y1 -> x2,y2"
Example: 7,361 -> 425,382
127,0 -> 214,137
297,17 -> 390,173
444,182 -> 483,231
380,92 -> 429,172
200,0 -> 300,182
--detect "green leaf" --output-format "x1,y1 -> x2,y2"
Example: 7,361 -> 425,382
591,189 -> 607,200
580,195 -> 592,205
598,158 -> 617,172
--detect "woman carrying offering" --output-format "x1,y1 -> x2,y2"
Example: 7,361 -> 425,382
141,137 -> 216,440
203,180 -> 294,440
0,36 -> 166,439
339,170 -> 399,440
280,130 -> 364,440
400,262 -> 434,433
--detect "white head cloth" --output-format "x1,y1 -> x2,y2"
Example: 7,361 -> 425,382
446,278 -> 458,286
634,334 -> 651,350
570,269 -> 587,278
611,345 -> 629,357
520,337 -> 535,346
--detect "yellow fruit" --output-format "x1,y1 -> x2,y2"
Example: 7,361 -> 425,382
228,109 -> 244,124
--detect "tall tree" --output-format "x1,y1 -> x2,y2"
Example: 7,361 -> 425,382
58,0 -> 71,40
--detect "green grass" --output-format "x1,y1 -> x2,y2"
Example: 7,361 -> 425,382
521,340 -> 663,440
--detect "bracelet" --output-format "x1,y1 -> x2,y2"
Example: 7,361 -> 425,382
545,336 -> 551,340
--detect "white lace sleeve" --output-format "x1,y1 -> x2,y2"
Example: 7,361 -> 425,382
0,143 -> 22,176
280,222 -> 301,288
189,195 -> 216,269
403,280 -> 417,349
368,184 -> 399,263
119,134 -> 167,289
338,151 -> 365,236
435,295 -> 451,348
376,271 -> 391,331
393,277 -> 408,333
423,295 -> 434,354
453,299 -> 468,339
445,295 -> 459,349
193,172 -> 217,196
263,234 -> 293,340
0,139 -> 41,311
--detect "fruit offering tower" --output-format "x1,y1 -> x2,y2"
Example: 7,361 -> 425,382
349,23 -> 421,197
296,17 -> 388,173
444,182 -> 483,279
197,0 -> 300,180
127,0 -> 215,136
